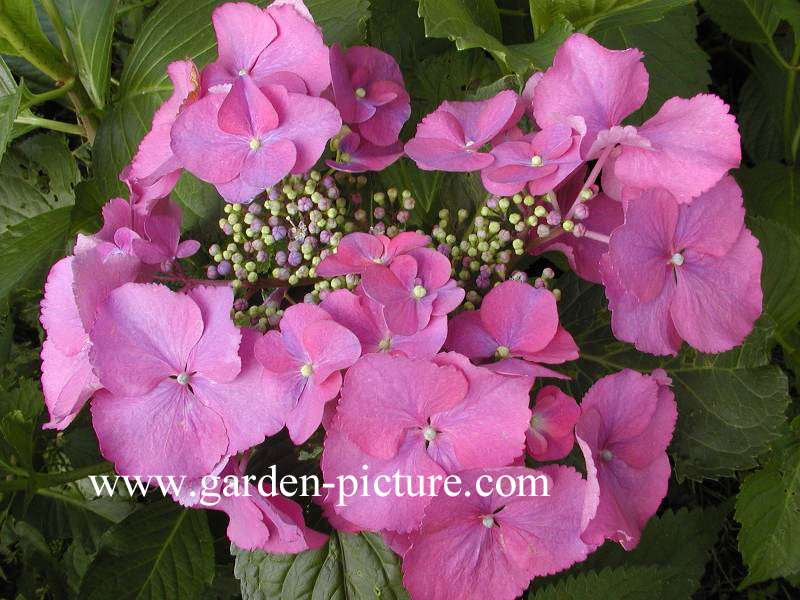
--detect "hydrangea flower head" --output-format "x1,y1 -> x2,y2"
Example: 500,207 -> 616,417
481,122 -> 584,197
601,176 -> 762,355
322,352 -> 531,532
527,385 -> 580,462
402,466 -> 593,600
90,284 -> 269,479
315,231 -> 429,277
171,77 -> 341,203
446,280 -> 578,378
202,0 -> 330,95
405,91 -> 522,171
321,290 -> 446,359
361,247 -> 465,336
254,303 -> 361,444
329,44 -> 411,146
576,369 -> 677,550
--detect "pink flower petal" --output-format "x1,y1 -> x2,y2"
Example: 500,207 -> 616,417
612,94 -> 740,202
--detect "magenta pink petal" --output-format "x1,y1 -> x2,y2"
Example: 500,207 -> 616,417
91,381 -> 228,478
673,175 -> 744,257
480,281 -> 558,356
209,2 -> 277,79
185,286 -> 241,383
89,283 -> 203,396
302,319 -> 362,381
445,310 -> 499,359
285,371 -> 342,444
41,341 -> 99,430
533,33 -> 649,157
40,257 -> 85,355
217,76 -> 278,136
612,94 -> 741,202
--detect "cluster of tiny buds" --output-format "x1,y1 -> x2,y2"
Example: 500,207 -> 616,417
231,296 -> 284,331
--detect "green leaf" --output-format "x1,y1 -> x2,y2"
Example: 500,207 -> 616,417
591,5 -> 710,123
18,132 -> 80,205
0,379 -> 43,469
735,419 -> 800,586
0,171 -> 58,233
747,217 -> 800,335
738,43 -> 798,162
308,0 -> 370,47
558,274 -> 790,480
531,0 -> 692,34
511,15 -> 574,70
698,0 -> 781,44
417,0 -> 534,74
576,506 -> 727,599
55,0 -> 118,109
0,205 -> 70,298
528,566 -> 664,599
79,501 -> 214,600
0,56 -> 22,164
233,531 -> 408,600
0,0 -> 67,77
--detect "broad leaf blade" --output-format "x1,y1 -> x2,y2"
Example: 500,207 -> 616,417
234,531 -> 408,600
78,501 -> 214,600
55,0 -> 118,109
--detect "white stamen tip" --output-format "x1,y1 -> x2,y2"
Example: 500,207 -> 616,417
670,252 -> 684,266
355,87 -> 366,98
412,285 -> 427,299
601,449 -> 613,461
495,345 -> 510,358
249,138 -> 261,151
238,69 -> 248,76
378,338 -> 392,351
422,425 -> 437,442
482,515 -> 495,528
300,363 -> 314,377
176,372 -> 190,385
530,155 -> 543,167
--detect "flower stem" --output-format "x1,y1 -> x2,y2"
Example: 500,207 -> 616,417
14,115 -> 84,135
0,460 -> 114,493
0,9 -> 72,82
784,41 -> 800,163
565,144 -> 614,220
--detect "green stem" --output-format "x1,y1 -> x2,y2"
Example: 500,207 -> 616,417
784,42 -> 800,163
14,115 -> 84,135
38,0 -> 77,67
0,9 -> 72,82
20,77 -> 76,111
0,460 -> 114,493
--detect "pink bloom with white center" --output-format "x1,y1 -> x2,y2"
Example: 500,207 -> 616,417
530,166 -> 624,284
405,91 -> 523,172
201,1 -> 330,96
325,130 -> 404,173
90,284 -> 270,480
533,33 -> 649,158
254,303 -> 361,445
329,44 -> 411,147
204,455 -> 327,553
402,465 -> 594,600
445,280 -> 578,379
315,231 -> 429,277
170,77 -> 341,203
124,60 -> 200,211
321,290 -> 446,359
600,176 -> 762,355
481,122 -> 584,196
321,352 -> 532,532
361,247 -> 465,336
576,369 -> 677,550
527,385 -> 580,462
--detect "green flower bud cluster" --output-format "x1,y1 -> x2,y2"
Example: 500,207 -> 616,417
431,194 -> 538,308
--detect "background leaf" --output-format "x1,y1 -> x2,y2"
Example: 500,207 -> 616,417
233,531 -> 408,600
78,501 -> 214,600
735,419 -> 800,586
55,0 -> 118,109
